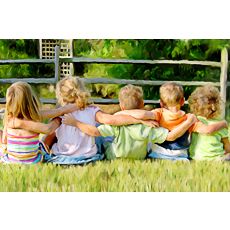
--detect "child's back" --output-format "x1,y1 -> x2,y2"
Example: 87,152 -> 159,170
0,82 -> 56,164
98,123 -> 168,160
5,127 -> 43,163
188,85 -> 230,161
189,116 -> 228,160
52,106 -> 100,157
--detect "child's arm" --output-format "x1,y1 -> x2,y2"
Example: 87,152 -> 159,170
114,109 -> 157,120
62,113 -> 159,137
40,104 -> 78,120
7,117 -> 61,134
2,125 -> 7,144
62,114 -> 100,136
95,110 -> 157,126
166,113 -> 196,141
192,120 -> 228,134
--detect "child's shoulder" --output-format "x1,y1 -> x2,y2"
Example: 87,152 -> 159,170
197,116 -> 224,124
74,105 -> 100,114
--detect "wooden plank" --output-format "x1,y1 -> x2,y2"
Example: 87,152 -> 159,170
0,78 -> 56,84
39,39 -> 43,59
0,77 -> 223,87
54,46 -> 60,82
0,97 -> 190,105
220,48 -> 228,118
0,98 -> 57,104
0,59 -> 54,64
60,57 -> 221,67
82,78 -> 221,86
0,97 -> 160,105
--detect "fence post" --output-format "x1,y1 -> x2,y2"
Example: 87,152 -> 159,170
54,46 -> 60,82
220,48 -> 228,118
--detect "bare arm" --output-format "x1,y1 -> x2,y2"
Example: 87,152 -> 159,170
96,111 -> 146,126
62,114 -> 100,136
2,125 -> 7,144
193,120 -> 228,134
8,117 -> 61,134
114,109 -> 156,120
40,104 -> 78,120
166,113 -> 196,141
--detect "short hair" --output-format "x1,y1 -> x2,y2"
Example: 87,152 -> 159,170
56,76 -> 91,109
119,84 -> 144,110
188,84 -> 222,119
160,82 -> 184,106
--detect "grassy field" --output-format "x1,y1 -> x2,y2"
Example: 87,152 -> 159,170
1,159 -> 230,192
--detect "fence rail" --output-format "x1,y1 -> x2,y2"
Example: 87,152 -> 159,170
60,57 -> 222,67
0,46 -> 229,117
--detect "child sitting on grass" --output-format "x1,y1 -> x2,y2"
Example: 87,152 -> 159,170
63,84 -> 197,160
114,82 -> 227,161
9,77 -> 156,165
188,84 -> 230,161
0,82 -> 61,164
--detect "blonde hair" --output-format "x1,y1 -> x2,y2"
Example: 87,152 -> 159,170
119,84 -> 144,110
4,81 -> 41,125
56,76 -> 91,109
160,82 -> 184,107
188,84 -> 222,119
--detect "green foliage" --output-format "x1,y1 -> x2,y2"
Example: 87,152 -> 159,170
73,39 -> 230,102
1,39 -> 230,111
0,160 -> 230,191
0,39 -> 55,98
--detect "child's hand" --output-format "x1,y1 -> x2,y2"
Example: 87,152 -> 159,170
186,113 -> 197,124
62,114 -> 77,127
61,104 -> 78,115
52,117 -> 62,125
7,117 -> 20,129
141,120 -> 159,128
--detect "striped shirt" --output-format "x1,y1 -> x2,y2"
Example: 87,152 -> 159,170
1,133 -> 47,164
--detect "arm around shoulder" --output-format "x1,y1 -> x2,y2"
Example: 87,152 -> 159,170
96,110 -> 143,126
166,113 -> 196,141
8,117 -> 61,134
62,113 -> 101,137
193,120 -> 228,134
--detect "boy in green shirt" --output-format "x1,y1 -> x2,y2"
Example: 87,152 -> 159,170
63,85 -> 197,160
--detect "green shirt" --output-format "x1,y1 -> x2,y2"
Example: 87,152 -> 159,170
189,116 -> 228,160
98,124 -> 168,160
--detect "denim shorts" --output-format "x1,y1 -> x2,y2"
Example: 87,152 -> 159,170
148,151 -> 189,161
148,143 -> 189,161
46,136 -> 106,165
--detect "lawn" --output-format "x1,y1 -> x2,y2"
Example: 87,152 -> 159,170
1,159 -> 230,192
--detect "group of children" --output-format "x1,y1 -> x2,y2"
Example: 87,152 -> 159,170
0,75 -> 229,164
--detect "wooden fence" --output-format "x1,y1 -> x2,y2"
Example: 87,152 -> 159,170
0,46 -> 229,117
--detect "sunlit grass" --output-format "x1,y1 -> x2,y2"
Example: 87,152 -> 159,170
0,160 -> 230,192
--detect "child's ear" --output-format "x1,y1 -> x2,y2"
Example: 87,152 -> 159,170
180,98 -> 185,106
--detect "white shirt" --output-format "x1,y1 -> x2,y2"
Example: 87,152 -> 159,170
52,106 -> 100,157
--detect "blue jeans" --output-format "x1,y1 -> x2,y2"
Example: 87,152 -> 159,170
46,136 -> 106,165
148,151 -> 189,161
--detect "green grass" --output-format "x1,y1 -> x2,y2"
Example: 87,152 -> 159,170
1,159 -> 230,192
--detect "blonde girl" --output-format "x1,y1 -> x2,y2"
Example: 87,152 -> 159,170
188,84 -> 230,160
0,82 -> 62,164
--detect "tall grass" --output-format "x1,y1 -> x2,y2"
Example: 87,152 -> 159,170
0,160 -> 230,192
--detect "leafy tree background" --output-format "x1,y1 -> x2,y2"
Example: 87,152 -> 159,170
0,39 -> 230,118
